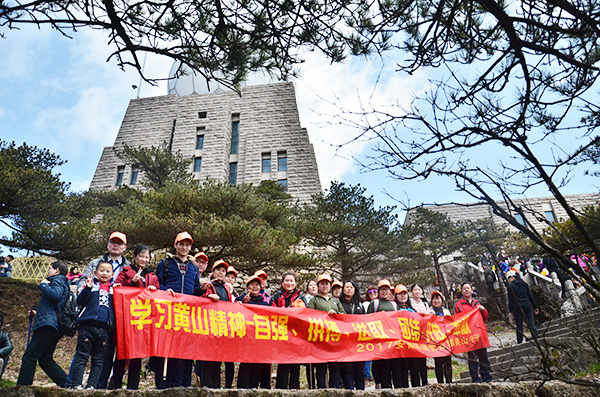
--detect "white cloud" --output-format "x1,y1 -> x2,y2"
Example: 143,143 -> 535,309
293,51 -> 427,190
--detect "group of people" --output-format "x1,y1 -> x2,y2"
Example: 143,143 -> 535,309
12,231 -> 494,390
0,254 -> 14,278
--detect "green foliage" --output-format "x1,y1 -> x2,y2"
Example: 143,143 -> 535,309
97,181 -> 311,275
114,144 -> 194,190
298,182 -> 401,281
0,140 -> 96,261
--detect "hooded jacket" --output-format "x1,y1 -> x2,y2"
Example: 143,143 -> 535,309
33,274 -> 69,332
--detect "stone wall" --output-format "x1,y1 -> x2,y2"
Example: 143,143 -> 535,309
90,82 -> 321,204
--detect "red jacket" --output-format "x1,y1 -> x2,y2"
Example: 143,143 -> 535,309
454,297 -> 488,321
116,266 -> 159,289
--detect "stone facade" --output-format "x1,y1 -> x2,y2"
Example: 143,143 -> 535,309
90,82 -> 321,203
405,193 -> 600,232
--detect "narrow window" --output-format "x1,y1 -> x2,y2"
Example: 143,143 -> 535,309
514,213 -> 526,227
130,167 -> 139,185
230,116 -> 240,155
193,157 -> 202,173
228,162 -> 238,185
198,111 -> 207,119
196,134 -> 204,150
545,211 -> 556,223
115,166 -> 125,187
261,152 -> 271,174
277,179 -> 288,191
277,151 -> 287,172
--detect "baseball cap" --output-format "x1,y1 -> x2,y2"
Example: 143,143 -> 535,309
174,231 -> 194,245
109,231 -> 127,244
431,290 -> 444,300
194,251 -> 209,262
227,266 -> 238,276
332,280 -> 343,289
246,274 -> 262,286
316,273 -> 332,284
395,284 -> 408,294
212,259 -> 228,271
378,279 -> 392,289
255,270 -> 268,280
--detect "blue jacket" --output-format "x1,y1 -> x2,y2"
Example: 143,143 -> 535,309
157,254 -> 200,295
33,274 -> 69,332
77,280 -> 115,329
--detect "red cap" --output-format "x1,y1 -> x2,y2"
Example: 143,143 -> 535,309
174,231 -> 193,245
109,231 -> 127,244
254,270 -> 268,280
431,290 -> 445,300
378,279 -> 392,289
194,251 -> 208,262
246,275 -> 262,286
212,259 -> 228,271
332,280 -> 343,289
395,284 -> 408,294
227,266 -> 238,276
316,274 -> 332,284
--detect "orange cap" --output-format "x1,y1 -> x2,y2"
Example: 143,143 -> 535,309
254,270 -> 268,280
431,290 -> 445,300
227,266 -> 238,276
246,274 -> 262,286
395,284 -> 408,294
316,273 -> 332,284
332,280 -> 343,289
212,259 -> 228,271
194,251 -> 208,262
109,231 -> 127,244
378,279 -> 392,289
174,231 -> 194,245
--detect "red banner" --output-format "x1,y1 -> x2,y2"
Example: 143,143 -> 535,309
114,287 -> 489,363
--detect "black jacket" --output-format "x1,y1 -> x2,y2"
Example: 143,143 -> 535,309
0,330 -> 12,358
508,278 -> 537,313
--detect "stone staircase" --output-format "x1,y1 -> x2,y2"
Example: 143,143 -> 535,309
457,307 -> 600,382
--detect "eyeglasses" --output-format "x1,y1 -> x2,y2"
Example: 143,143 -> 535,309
368,289 -> 378,294
109,239 -> 125,246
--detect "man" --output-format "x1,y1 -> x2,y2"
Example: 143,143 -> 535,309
454,282 -> 492,383
308,273 -> 346,388
155,231 -> 201,388
0,313 -> 13,381
483,264 -> 497,294
17,261 -> 70,386
194,251 -> 209,277
507,270 -> 539,344
74,231 -> 129,389
0,255 -> 14,278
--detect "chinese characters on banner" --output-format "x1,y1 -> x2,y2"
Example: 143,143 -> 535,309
114,287 -> 490,363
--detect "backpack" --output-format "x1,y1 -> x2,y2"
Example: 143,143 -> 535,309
57,287 -> 80,337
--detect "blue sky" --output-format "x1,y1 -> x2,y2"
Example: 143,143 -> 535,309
1,23 -> 599,233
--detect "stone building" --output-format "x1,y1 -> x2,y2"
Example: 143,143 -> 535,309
90,82 -> 321,203
405,193 -> 600,232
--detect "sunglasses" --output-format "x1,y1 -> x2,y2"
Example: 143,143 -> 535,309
368,289 -> 378,294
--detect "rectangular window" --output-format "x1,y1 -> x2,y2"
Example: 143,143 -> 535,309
545,211 -> 556,222
261,153 -> 271,174
277,151 -> 287,172
231,120 -> 239,155
277,179 -> 288,191
198,111 -> 207,119
228,162 -> 238,185
193,157 -> 202,173
196,134 -> 204,150
130,168 -> 139,185
115,166 -> 125,187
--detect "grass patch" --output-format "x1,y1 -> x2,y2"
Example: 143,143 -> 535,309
452,360 -> 469,380
575,361 -> 600,378
0,378 -> 16,387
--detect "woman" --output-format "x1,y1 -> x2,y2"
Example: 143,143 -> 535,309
67,266 -> 82,285
304,279 -> 318,303
409,284 -> 429,387
392,284 -> 415,388
112,245 -> 158,390
270,272 -> 305,389
367,280 -> 397,389
429,290 -> 452,383
362,284 -> 378,381
339,281 -> 365,390
236,275 -> 270,389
